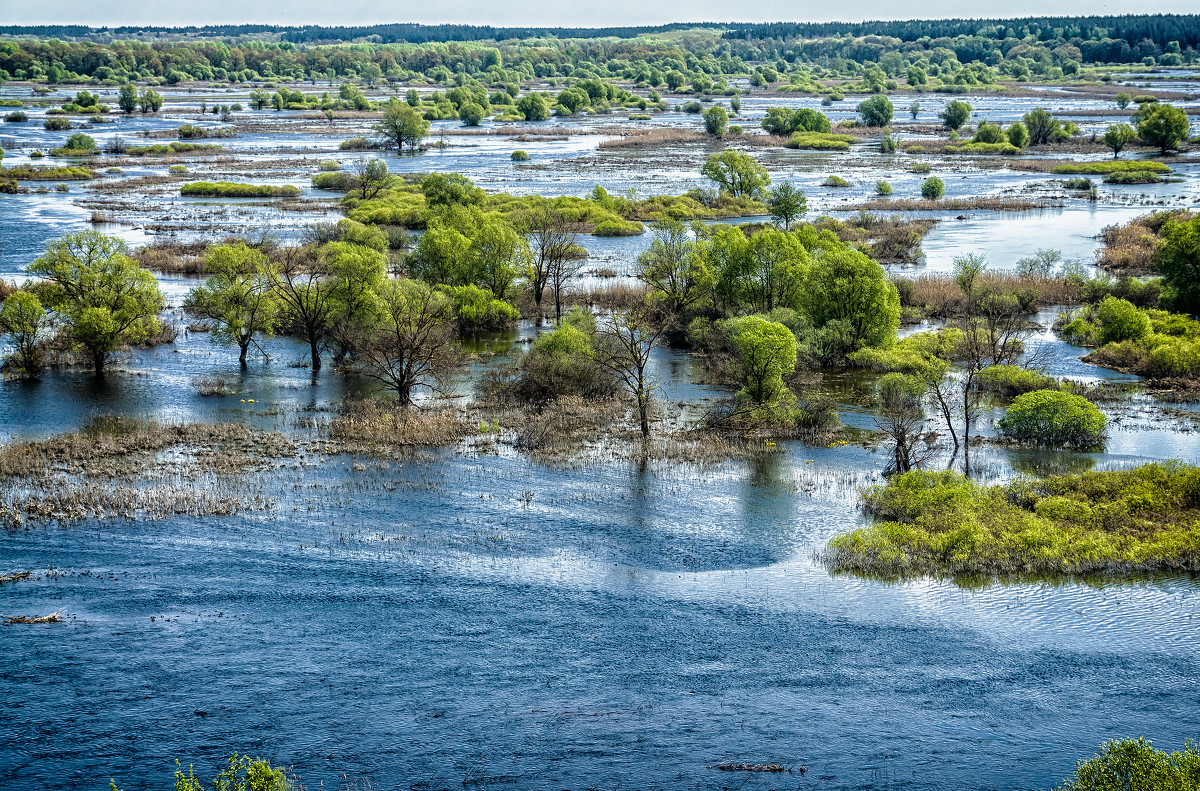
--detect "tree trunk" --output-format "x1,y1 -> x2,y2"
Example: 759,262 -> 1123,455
309,336 -> 321,372
239,340 -> 250,367
92,348 -> 106,376
638,392 -> 650,440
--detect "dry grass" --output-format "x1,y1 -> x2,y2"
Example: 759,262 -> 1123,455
190,374 -> 233,396
1098,210 -> 1193,276
0,279 -> 16,302
896,272 -> 1083,317
814,213 -> 937,265
598,128 -> 710,150
325,402 -> 472,456
132,238 -> 211,274
846,197 -> 1061,212
0,418 -> 296,480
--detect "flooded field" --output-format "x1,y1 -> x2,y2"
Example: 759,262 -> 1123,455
3,71 -> 1200,791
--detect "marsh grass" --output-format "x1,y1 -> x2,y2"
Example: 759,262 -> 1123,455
325,402 -> 472,456
896,272 -> 1081,317
1097,210 -> 1191,276
846,196 -> 1061,212
597,128 -> 709,150
823,462 -> 1200,578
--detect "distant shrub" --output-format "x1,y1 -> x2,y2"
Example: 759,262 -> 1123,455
787,131 -> 854,151
910,161 -> 931,173
43,116 -> 72,130
998,389 -> 1106,447
1104,170 -> 1165,184
823,175 -> 850,187
181,181 -> 301,198
921,177 -> 945,199
168,164 -> 188,174
318,160 -> 340,171
593,218 -> 645,236
3,111 -> 28,122
875,180 -> 893,196
974,364 -> 1058,396
339,136 -> 374,150
511,149 -> 529,161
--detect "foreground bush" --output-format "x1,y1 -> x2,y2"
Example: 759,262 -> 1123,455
825,462 -> 1200,577
1059,738 -> 1200,791
998,389 -> 1107,447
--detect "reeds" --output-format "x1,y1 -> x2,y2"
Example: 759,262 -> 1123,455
326,402 -> 471,456
4,611 -> 63,624
597,128 -> 709,150
895,272 -> 1082,317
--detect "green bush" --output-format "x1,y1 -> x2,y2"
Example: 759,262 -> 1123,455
318,160 -> 340,171
974,364 -> 1058,396
921,177 -> 945,199
875,180 -> 893,196
1104,170 -> 1165,184
998,389 -> 1106,447
946,141 -> 1020,155
823,175 -> 850,187
1052,160 -> 1171,175
511,150 -> 529,161
442,284 -> 519,332
1096,297 -> 1151,344
3,111 -> 28,122
43,116 -> 73,130
311,171 -> 357,191
181,181 -> 301,198
1059,738 -> 1200,791
787,131 -> 855,151
593,218 -> 644,236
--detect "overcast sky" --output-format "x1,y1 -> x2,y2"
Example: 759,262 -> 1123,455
1,0 -> 1195,28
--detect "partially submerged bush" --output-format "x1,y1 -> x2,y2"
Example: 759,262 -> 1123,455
921,177 -> 945,200
997,389 -> 1106,447
822,175 -> 850,188
181,181 -> 301,198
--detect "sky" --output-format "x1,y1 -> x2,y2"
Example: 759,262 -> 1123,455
1,0 -> 1197,28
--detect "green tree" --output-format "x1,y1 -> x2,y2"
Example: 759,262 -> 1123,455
800,246 -> 899,354
767,181 -> 807,230
374,102 -> 429,153
325,240 -> 387,360
270,246 -> 334,371
730,316 -> 797,405
138,88 -> 163,113
184,244 -> 279,366
0,290 -> 48,377
664,70 -> 686,91
353,158 -> 389,200
405,88 -> 420,107
1115,92 -> 1132,109
1096,296 -> 1151,344
1006,121 -> 1030,148
117,83 -> 138,114
27,231 -> 164,375
702,104 -> 728,137
1152,213 -> 1200,313
635,220 -> 713,315
921,176 -> 945,200
1023,107 -> 1060,145
909,100 -> 921,119
458,101 -> 485,126
353,279 -> 461,406
857,94 -> 894,127
1132,102 -> 1190,154
700,150 -> 770,199
1103,123 -> 1137,159
471,216 -> 529,300
939,100 -> 972,130
998,389 -> 1107,447
515,93 -> 550,121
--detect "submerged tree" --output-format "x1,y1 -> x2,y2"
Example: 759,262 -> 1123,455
523,207 -> 581,320
352,279 -> 462,407
0,290 -> 49,377
767,181 -> 807,231
184,244 -> 279,366
635,220 -> 712,316
374,102 -> 429,153
875,372 -> 929,474
700,150 -> 770,199
27,230 -> 164,375
269,246 -> 334,371
596,303 -> 664,440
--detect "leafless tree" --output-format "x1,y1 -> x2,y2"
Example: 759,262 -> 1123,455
523,207 -> 582,322
596,302 -> 664,440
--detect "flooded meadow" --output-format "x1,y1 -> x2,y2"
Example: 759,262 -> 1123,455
2,75 -> 1200,790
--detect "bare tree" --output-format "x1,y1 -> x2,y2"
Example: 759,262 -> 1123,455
596,303 -> 664,440
352,279 -> 462,407
523,207 -> 582,322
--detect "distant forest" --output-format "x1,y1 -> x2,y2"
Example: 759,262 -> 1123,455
0,15 -> 1198,51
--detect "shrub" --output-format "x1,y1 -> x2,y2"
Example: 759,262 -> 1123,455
181,181 -> 301,198
339,136 -> 373,150
875,180 -> 893,196
168,164 -> 188,174
1104,170 -> 1165,184
857,94 -> 894,127
593,218 -> 644,236
3,111 -> 27,122
1052,160 -> 1171,175
974,365 -> 1059,396
823,175 -> 850,187
921,177 -> 945,199
511,150 -> 529,161
786,131 -> 854,151
442,284 -> 519,332
318,160 -> 340,172
998,389 -> 1106,447
310,171 -> 357,191
1006,122 -> 1030,148
1096,297 -> 1152,344
1059,738 -> 1200,791
43,116 -> 73,130
946,141 -> 1020,155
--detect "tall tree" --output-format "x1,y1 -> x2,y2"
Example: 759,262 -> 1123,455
269,246 -> 334,371
374,102 -> 430,154
184,243 -> 279,367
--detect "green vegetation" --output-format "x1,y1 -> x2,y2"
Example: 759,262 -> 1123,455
1104,170 -> 1165,184
1,164 -> 93,181
700,150 -> 770,199
1132,102 -> 1191,154
875,180 -> 893,196
767,182 -> 807,230
702,104 -> 728,137
786,131 -> 855,151
183,244 -> 280,366
25,231 -> 164,374
43,116 -> 73,131
1059,738 -> 1200,791
826,462 -> 1200,577
1051,160 -> 1171,175
762,107 -> 831,136
1064,298 -> 1200,381
997,390 -> 1107,447
939,99 -> 972,130
857,94 -> 894,127
125,141 -> 223,157
511,150 -> 529,161
921,177 -> 945,199
181,182 -> 301,198
1153,212 -> 1200,314
1103,123 -> 1138,159
823,175 -> 850,187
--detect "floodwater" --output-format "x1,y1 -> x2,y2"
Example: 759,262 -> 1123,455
2,81 -> 1200,791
